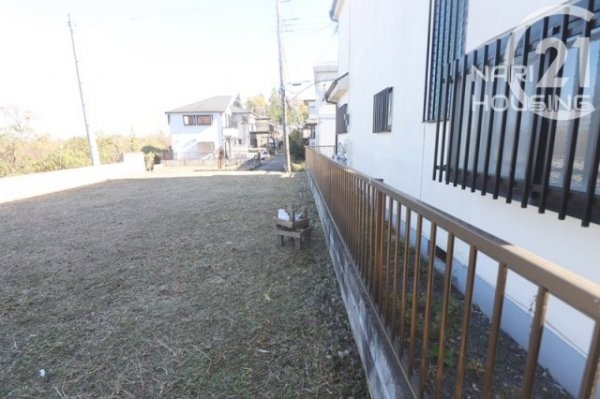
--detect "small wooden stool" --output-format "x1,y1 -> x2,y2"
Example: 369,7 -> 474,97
276,224 -> 313,249
274,205 -> 311,250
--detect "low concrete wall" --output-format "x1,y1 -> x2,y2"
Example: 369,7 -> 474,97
307,173 -> 414,399
0,153 -> 145,204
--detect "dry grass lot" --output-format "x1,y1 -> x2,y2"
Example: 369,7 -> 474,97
0,171 -> 368,398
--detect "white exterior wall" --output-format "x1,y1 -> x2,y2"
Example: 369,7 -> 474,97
315,81 -> 336,148
335,0 -> 600,396
314,66 -> 338,148
168,112 -> 223,159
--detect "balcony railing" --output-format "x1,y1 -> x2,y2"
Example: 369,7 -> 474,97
306,146 -> 600,398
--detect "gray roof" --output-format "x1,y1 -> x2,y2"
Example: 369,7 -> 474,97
166,95 -> 233,113
230,105 -> 251,114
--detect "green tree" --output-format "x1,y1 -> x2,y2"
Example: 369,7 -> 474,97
289,129 -> 305,162
0,106 -> 36,176
96,133 -> 123,164
60,137 -> 92,169
233,93 -> 243,108
245,94 -> 268,116
267,88 -> 282,124
286,97 -> 308,126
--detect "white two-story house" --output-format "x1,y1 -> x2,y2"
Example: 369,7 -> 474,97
165,95 -> 255,161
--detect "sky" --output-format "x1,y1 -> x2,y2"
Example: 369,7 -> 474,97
0,0 -> 337,138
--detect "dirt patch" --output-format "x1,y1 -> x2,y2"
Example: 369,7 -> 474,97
0,172 -> 368,398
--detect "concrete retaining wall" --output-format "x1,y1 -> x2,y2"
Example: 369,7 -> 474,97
307,173 -> 413,399
0,153 -> 145,205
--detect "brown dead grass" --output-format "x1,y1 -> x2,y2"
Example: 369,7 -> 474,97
0,171 -> 368,398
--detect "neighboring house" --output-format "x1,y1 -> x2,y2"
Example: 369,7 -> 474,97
250,117 -> 276,149
165,95 -> 254,161
312,65 -> 338,150
228,105 -> 257,158
325,0 -> 600,396
303,99 -> 318,146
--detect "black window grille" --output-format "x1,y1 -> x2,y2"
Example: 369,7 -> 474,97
433,0 -> 600,226
373,87 -> 393,133
424,0 -> 468,122
336,103 -> 349,134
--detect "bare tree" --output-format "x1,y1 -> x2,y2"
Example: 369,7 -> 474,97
0,106 -> 35,176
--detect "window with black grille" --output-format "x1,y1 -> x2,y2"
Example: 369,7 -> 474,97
433,0 -> 600,226
373,87 -> 393,133
336,103 -> 349,134
424,0 -> 468,122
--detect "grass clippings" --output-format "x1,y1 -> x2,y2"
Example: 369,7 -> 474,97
0,171 -> 368,398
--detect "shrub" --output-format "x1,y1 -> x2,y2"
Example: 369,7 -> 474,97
289,130 -> 305,162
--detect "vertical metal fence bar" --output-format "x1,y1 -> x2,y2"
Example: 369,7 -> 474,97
522,286 -> 549,398
374,189 -> 386,308
482,262 -> 508,397
432,0 -> 448,174
351,174 -> 356,261
419,222 -> 438,397
440,22 -> 458,183
461,50 -> 478,189
368,184 -> 376,296
471,44 -> 489,192
358,179 -> 365,277
342,170 -> 347,241
493,43 -> 512,199
408,214 -> 424,378
422,0 -> 435,122
362,181 -> 369,282
506,27 -> 531,203
482,39 -> 502,196
445,59 -> 460,184
453,54 -> 469,187
444,0 -> 460,185
399,208 -> 412,353
539,14 -> 569,214
434,233 -> 455,398
454,245 -> 478,397
384,198 -> 394,323
521,17 -> 550,208
391,201 -> 402,334
579,322 -> 600,399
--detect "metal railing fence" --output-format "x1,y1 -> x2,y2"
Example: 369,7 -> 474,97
306,146 -> 600,398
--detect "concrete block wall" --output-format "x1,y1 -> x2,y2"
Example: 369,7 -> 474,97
0,153 -> 145,205
307,173 -> 413,399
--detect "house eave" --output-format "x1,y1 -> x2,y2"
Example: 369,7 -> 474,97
324,72 -> 349,104
329,0 -> 345,21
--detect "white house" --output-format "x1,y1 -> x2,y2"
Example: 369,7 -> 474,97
325,0 -> 600,396
310,65 -> 338,151
165,96 -> 255,161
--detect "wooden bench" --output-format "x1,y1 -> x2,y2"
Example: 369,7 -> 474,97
274,205 -> 311,250
276,224 -> 312,250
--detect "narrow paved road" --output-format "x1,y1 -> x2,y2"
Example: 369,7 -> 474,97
256,153 -> 285,172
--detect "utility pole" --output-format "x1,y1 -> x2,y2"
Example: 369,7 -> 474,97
68,14 -> 100,167
275,0 -> 291,173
